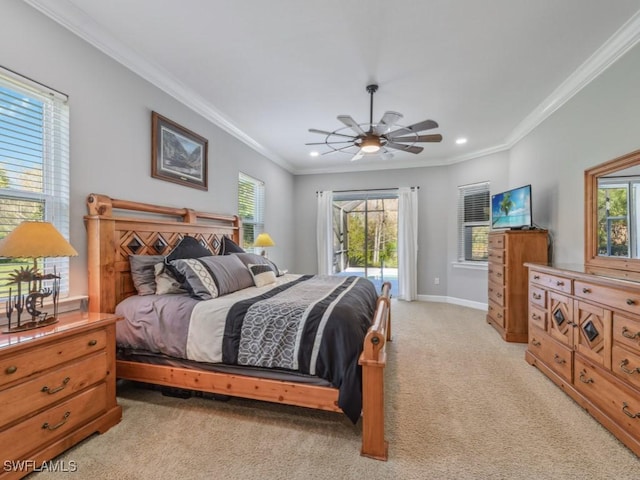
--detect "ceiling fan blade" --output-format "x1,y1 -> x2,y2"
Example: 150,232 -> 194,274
308,128 -> 357,139
387,119 -> 439,138
374,111 -> 403,135
389,134 -> 443,143
305,141 -> 354,145
337,115 -> 366,136
321,144 -> 357,155
386,142 -> 424,154
351,149 -> 364,161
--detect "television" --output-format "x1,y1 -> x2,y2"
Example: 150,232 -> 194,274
491,184 -> 533,230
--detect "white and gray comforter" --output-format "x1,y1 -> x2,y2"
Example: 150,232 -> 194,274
115,274 -> 378,422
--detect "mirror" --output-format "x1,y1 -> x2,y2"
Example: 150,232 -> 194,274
585,149 -> 640,279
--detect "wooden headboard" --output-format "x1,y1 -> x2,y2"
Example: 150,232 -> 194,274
85,193 -> 241,313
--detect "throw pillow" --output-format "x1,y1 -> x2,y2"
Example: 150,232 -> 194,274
220,236 -> 245,255
248,263 -> 277,288
129,255 -> 164,295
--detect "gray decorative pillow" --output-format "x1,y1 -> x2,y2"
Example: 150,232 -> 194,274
248,263 -> 277,288
129,255 -> 164,295
154,262 -> 187,295
170,254 -> 253,300
232,252 -> 283,276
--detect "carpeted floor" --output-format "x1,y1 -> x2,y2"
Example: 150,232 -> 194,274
32,300 -> 639,479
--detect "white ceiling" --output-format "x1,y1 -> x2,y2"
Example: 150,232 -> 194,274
25,0 -> 640,174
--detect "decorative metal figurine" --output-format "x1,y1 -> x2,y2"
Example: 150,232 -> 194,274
3,265 -> 60,334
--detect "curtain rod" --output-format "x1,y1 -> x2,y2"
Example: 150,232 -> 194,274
316,186 -> 419,194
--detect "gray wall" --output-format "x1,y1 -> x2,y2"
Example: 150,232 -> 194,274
2,0 -> 295,297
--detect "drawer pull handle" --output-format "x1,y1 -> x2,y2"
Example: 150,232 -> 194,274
531,313 -> 541,321
42,411 -> 71,431
533,275 -> 540,280
497,314 -> 503,319
41,377 -> 70,394
553,354 -> 566,365
620,359 -> 640,375
5,365 -> 17,375
497,272 -> 502,277
88,339 -> 98,347
582,288 -> 591,294
532,293 -> 542,300
556,281 -> 564,286
579,370 -> 594,384
531,339 -> 541,347
622,403 -> 640,419
496,293 -> 502,298
621,326 -> 640,340
627,299 -> 636,306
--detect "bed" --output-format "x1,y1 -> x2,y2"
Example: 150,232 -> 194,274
85,193 -> 391,460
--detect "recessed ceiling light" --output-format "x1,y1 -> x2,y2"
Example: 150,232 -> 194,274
456,138 -> 467,145
310,151 -> 319,157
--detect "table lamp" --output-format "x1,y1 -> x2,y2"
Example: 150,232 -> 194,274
0,221 -> 78,333
254,232 -> 275,257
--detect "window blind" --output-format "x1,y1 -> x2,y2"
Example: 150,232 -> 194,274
0,67 -> 70,300
457,181 -> 490,262
238,172 -> 265,251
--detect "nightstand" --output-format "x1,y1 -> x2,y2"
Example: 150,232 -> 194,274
0,311 -> 122,479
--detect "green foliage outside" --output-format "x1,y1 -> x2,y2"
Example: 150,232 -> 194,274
597,186 -> 629,256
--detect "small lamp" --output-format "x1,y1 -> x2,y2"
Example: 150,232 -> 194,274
0,221 -> 78,333
254,233 -> 275,257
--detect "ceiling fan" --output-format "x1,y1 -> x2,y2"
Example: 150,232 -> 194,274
307,84 -> 442,161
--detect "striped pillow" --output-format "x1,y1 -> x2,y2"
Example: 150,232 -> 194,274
248,263 -> 277,287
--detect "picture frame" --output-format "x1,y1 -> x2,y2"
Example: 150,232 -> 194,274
151,111 -> 208,190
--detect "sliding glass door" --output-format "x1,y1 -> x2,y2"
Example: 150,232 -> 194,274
332,192 -> 398,295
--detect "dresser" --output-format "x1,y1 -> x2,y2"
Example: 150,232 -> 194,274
525,263 -> 640,456
486,229 -> 548,342
0,312 -> 122,479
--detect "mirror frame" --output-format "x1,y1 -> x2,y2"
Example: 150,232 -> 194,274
585,148 -> 640,276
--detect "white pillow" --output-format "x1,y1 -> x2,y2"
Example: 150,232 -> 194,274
248,263 -> 277,287
154,262 -> 187,294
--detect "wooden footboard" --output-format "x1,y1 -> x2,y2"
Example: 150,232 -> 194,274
85,194 -> 392,460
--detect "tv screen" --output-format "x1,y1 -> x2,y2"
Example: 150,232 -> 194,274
491,184 -> 532,229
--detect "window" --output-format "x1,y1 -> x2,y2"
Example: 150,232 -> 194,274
597,178 -> 640,257
0,68 -> 70,300
238,172 -> 265,251
457,182 -> 490,262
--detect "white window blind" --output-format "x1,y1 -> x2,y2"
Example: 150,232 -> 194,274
457,181 -> 490,262
238,172 -> 265,252
0,67 -> 70,300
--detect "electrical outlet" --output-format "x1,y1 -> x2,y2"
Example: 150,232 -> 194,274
434,277 -> 440,285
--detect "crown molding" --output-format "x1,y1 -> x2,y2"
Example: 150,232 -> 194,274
506,9 -> 640,146
23,0 -> 295,173
24,0 -> 640,175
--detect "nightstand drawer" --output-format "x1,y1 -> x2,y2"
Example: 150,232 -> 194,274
0,329 -> 106,387
0,383 -> 108,463
0,352 -> 108,429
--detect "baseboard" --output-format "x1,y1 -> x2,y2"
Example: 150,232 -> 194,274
415,294 -> 487,311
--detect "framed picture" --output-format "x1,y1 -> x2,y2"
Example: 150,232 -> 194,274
151,111 -> 208,190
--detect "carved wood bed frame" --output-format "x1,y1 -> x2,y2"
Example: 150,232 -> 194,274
85,193 -> 391,460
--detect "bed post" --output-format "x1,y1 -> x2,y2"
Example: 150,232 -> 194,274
86,194 -> 117,313
359,284 -> 391,460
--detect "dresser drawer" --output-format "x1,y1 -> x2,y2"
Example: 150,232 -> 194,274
529,271 -> 572,294
529,326 -> 573,382
488,234 -> 505,249
529,304 -> 547,331
612,345 -> 640,391
488,282 -> 505,307
613,313 -> 640,354
0,383 -> 108,462
530,285 -> 546,308
488,300 -> 505,328
487,249 -> 505,264
0,352 -> 107,429
488,264 -> 506,286
574,355 -> 640,441
0,329 -> 106,388
575,280 -> 640,317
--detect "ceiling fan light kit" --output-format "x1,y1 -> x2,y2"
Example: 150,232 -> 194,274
307,84 -> 442,162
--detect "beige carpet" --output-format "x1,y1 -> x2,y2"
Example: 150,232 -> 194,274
33,300 -> 639,479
